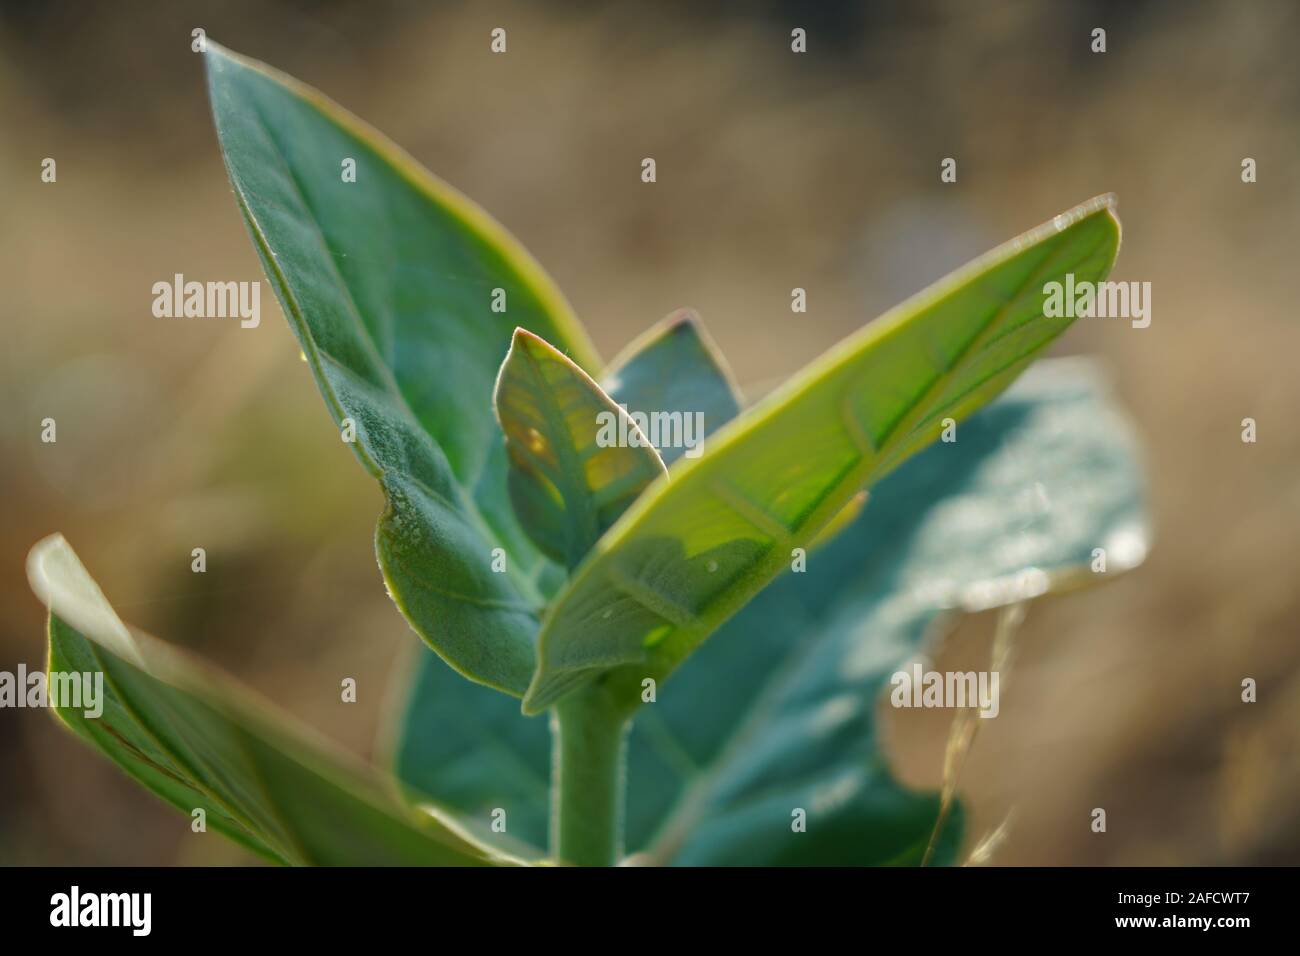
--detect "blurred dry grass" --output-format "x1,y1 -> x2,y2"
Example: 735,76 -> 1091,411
1,0 -> 1297,865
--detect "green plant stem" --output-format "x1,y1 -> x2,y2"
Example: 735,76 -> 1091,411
551,687 -> 628,866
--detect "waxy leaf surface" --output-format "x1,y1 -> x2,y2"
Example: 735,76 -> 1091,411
207,43 -> 598,696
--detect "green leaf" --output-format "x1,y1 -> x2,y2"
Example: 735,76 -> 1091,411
389,647 -> 553,852
496,328 -> 666,570
626,357 -> 1148,865
523,196 -> 1121,714
600,309 -> 743,465
390,358 -> 1149,863
809,490 -> 868,551
29,535 -> 523,867
205,43 -> 598,697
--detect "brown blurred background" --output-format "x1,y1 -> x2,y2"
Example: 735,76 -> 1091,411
1,0 -> 1297,865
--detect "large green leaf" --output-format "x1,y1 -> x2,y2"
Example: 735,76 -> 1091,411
628,357 -> 1148,864
391,358 -> 1149,862
600,309 -> 743,465
28,535 -> 522,866
523,196 -> 1121,713
205,43 -> 598,697
496,328 -> 666,570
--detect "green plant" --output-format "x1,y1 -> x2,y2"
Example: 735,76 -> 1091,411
26,43 -> 1148,867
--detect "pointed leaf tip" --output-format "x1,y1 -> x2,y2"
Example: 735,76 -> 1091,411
600,308 -> 743,466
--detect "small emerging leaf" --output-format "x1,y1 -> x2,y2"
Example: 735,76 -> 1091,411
496,328 -> 666,569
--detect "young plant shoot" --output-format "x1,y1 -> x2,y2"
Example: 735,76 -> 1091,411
27,44 -> 1148,867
